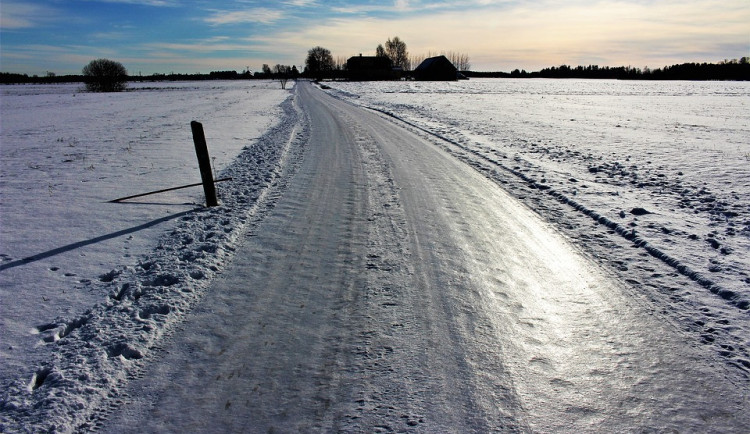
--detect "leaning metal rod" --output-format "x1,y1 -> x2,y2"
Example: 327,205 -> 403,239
108,177 -> 233,203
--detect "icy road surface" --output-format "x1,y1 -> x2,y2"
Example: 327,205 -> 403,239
105,82 -> 748,432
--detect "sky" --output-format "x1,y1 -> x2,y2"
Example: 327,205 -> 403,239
1,0 -> 749,75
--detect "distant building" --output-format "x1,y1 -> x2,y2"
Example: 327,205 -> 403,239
413,55 -> 458,81
347,55 -> 400,81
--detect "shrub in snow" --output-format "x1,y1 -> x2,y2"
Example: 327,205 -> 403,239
82,59 -> 127,92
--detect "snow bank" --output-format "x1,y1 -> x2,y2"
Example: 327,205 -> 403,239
0,81 -> 307,431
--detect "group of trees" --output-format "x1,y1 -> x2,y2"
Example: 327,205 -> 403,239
259,64 -> 299,89
497,57 -> 750,80
376,37 -> 409,69
303,36 -> 472,79
416,52 -> 471,72
3,54 -> 747,89
0,59 -> 303,91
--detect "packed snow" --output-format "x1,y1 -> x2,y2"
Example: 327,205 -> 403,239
1,78 -> 748,431
1,80 -> 303,430
325,79 -> 750,302
324,78 -> 750,371
98,82 -> 750,432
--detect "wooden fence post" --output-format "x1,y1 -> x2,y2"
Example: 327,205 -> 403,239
190,121 -> 219,207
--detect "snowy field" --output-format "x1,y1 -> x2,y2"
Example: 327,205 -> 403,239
324,77 -> 750,377
1,78 -> 749,430
1,80 -> 299,427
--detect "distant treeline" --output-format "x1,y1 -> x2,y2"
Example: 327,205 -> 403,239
466,58 -> 750,81
2,58 -> 748,84
0,70 -> 257,84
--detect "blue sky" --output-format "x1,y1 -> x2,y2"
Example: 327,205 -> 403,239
1,0 -> 748,75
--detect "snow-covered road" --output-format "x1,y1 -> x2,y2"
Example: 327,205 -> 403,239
97,81 -> 748,432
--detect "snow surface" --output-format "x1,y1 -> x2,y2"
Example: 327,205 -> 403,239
1,78 -> 749,431
324,78 -> 750,371
1,80 -> 300,430
325,79 -> 750,300
97,82 -> 749,432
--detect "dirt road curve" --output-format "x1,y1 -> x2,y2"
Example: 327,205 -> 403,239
106,82 -> 748,432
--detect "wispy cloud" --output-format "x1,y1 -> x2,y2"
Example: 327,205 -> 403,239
264,0 -> 750,70
284,0 -> 318,6
82,0 -> 178,6
395,0 -> 411,11
143,41 -> 254,53
1,42 -> 122,72
205,8 -> 284,25
330,1 -> 468,15
90,31 -> 129,40
0,2 -> 62,29
2,0 -> 748,75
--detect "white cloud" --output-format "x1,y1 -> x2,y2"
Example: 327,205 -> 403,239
83,0 -> 178,6
395,0 -> 411,10
143,41 -> 254,53
205,8 -> 284,25
284,0 -> 318,6
0,2 -> 60,29
260,0 -> 750,70
4,0 -> 747,75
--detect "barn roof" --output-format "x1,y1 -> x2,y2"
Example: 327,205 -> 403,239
414,55 -> 458,81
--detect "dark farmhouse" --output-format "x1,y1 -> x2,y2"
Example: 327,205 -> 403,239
347,55 -> 399,81
413,55 -> 458,81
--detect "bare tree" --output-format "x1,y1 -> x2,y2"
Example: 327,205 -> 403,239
385,36 -> 409,69
376,44 -> 387,58
335,56 -> 349,71
445,51 -> 471,71
459,53 -> 471,71
411,51 -> 471,71
82,58 -> 127,92
410,54 -> 425,70
274,64 -> 291,89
